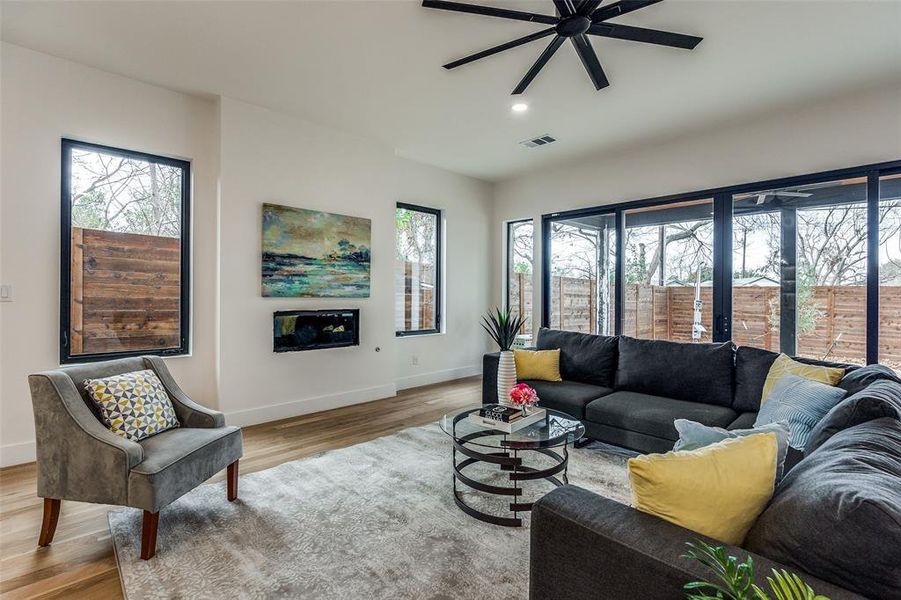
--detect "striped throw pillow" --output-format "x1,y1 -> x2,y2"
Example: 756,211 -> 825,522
754,374 -> 846,450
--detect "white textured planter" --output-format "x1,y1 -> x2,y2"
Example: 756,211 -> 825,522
496,350 -> 517,406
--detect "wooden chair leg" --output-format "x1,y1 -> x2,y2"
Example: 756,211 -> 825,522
140,511 -> 159,560
38,498 -> 61,547
227,460 -> 239,502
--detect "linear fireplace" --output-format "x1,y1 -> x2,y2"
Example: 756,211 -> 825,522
273,309 -> 360,352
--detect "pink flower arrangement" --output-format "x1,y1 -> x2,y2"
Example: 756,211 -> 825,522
509,383 -> 539,408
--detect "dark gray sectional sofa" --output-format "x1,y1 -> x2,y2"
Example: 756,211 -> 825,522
481,328 -> 901,600
482,328 -> 855,453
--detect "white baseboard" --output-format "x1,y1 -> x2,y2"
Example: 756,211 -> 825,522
395,364 -> 481,391
1,440 -> 36,468
1,370 -> 480,468
223,383 -> 398,427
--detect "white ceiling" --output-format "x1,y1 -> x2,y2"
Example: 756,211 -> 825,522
2,0 -> 900,181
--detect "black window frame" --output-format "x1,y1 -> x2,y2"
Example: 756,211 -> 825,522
505,218 -> 534,314
395,202 -> 442,337
542,159 -> 901,364
60,138 -> 191,364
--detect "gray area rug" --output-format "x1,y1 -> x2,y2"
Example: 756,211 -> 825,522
109,424 -> 631,599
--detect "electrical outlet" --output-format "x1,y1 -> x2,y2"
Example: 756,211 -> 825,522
0,284 -> 11,302
411,355 -> 419,366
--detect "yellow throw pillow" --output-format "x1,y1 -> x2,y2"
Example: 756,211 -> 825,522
513,349 -> 562,382
760,353 -> 844,406
628,433 -> 778,545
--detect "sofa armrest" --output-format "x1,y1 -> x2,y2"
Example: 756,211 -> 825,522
143,356 -> 225,428
530,486 -> 864,600
29,372 -> 144,505
482,352 -> 499,404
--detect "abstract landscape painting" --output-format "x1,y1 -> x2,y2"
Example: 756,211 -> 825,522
262,203 -> 371,297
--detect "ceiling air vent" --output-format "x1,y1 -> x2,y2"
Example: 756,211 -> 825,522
519,135 -> 557,149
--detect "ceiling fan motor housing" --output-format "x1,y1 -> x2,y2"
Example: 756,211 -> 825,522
556,16 -> 591,38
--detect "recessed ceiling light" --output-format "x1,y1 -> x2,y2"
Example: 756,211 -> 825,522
511,102 -> 529,113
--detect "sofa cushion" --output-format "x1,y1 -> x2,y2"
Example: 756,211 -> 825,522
129,425 -> 243,512
744,418 -> 901,600
805,379 -> 901,455
629,433 -> 779,546
754,375 -> 846,451
513,349 -> 562,381
519,379 -> 613,420
536,328 -> 618,388
726,412 -> 757,430
585,391 -> 737,441
83,369 -> 180,442
838,363 -> 901,397
615,337 -> 735,407
734,346 -> 857,413
760,354 -> 845,407
674,419 -> 791,481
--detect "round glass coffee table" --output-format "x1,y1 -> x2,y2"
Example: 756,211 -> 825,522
439,405 -> 585,527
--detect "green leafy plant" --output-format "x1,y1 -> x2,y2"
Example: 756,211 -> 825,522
480,307 -> 525,351
683,540 -> 829,600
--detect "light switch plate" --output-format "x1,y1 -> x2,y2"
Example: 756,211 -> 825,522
0,284 -> 12,302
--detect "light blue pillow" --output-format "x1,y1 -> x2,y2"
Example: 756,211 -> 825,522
673,419 -> 792,480
754,374 -> 847,451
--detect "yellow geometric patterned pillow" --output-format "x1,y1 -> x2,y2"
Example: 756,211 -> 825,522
760,353 -> 845,406
84,369 -> 179,441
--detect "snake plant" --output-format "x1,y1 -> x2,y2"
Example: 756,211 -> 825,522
683,540 -> 829,600
480,307 -> 525,351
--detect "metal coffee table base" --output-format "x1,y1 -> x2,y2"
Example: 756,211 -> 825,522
452,430 -> 570,527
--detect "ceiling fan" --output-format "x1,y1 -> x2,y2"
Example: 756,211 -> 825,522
422,0 -> 702,95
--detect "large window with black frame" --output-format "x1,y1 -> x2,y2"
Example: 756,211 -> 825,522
60,139 -> 191,363
541,161 -> 901,372
395,203 -> 442,336
506,219 -> 534,341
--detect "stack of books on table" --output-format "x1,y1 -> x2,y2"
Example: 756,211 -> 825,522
468,405 -> 546,434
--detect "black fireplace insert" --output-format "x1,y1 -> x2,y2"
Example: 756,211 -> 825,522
273,309 -> 360,352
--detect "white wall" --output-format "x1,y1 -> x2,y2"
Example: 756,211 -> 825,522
0,43 -> 220,466
0,46 -> 494,465
216,98 -> 492,425
492,84 -> 901,335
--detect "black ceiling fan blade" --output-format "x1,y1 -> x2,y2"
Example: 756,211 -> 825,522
553,0 -> 574,17
571,34 -> 609,90
443,28 -> 557,69
577,1 -> 604,16
421,0 -> 558,26
591,0 -> 664,22
588,23 -> 702,49
512,35 -> 566,95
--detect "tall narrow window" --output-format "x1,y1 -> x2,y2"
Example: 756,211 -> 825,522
879,173 -> 901,373
395,203 -> 442,336
506,220 -> 534,341
61,139 -> 190,363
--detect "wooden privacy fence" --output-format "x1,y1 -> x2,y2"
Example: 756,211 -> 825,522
512,274 -> 901,366
70,227 -> 181,355
395,260 -> 436,331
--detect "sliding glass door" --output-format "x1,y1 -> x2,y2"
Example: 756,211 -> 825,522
547,213 -> 616,335
622,199 -> 714,342
540,160 -> 901,369
731,178 -> 869,364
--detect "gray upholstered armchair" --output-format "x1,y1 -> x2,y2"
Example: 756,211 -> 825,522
28,355 -> 243,559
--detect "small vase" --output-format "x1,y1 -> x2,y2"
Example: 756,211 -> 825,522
522,404 -> 530,416
497,350 -> 516,405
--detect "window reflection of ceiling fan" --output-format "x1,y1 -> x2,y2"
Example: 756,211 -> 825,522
734,189 -> 813,205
